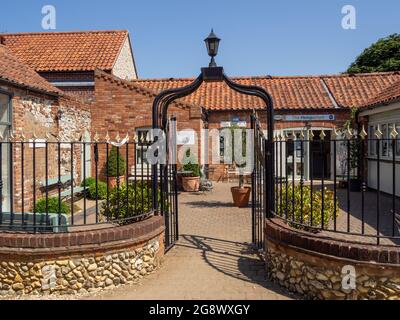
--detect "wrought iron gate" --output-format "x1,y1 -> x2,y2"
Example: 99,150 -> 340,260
251,114 -> 274,249
159,118 -> 179,252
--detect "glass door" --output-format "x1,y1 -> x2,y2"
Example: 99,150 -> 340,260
285,131 -> 305,180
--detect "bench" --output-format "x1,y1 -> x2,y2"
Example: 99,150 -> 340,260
129,166 -> 152,182
0,212 -> 68,233
40,175 -> 88,200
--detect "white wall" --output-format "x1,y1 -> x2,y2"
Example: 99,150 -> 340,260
366,103 -> 400,196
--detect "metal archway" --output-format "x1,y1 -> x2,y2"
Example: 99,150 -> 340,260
152,66 -> 275,251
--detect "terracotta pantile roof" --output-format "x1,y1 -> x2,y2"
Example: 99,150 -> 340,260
0,44 -> 61,95
322,73 -> 400,107
361,80 -> 400,108
133,72 -> 400,111
1,30 -> 128,72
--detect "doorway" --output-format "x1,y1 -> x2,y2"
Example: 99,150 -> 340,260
310,130 -> 331,179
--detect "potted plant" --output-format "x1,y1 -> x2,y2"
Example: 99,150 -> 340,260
181,162 -> 201,192
228,125 -> 251,207
231,167 -> 251,208
105,146 -> 126,188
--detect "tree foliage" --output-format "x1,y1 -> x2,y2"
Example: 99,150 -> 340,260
347,34 -> 400,73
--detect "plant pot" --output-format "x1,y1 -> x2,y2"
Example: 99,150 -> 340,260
182,176 -> 200,192
349,178 -> 361,192
108,176 -> 125,189
231,186 -> 251,208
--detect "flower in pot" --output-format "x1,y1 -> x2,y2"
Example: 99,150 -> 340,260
181,162 -> 201,192
105,146 -> 126,188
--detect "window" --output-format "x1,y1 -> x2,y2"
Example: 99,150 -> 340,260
368,126 -> 376,156
369,122 -> 400,159
135,128 -> 152,166
382,124 -> 389,157
0,92 -> 11,212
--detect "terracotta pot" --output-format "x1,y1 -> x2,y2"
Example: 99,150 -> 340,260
231,186 -> 251,208
182,176 -> 200,192
108,176 -> 125,189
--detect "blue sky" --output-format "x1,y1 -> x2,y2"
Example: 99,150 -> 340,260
0,0 -> 399,78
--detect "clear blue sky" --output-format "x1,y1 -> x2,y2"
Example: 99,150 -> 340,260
1,0 -> 399,78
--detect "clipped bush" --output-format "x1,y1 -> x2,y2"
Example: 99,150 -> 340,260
182,162 -> 201,177
88,181 -> 107,200
105,146 -> 126,177
277,184 -> 337,230
34,197 -> 70,215
81,177 -> 96,187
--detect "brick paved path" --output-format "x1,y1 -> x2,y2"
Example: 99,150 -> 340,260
90,182 -> 293,300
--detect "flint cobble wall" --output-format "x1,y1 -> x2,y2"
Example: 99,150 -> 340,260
265,218 -> 400,300
0,216 -> 164,297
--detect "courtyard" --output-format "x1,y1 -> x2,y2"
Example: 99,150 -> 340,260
88,182 -> 293,300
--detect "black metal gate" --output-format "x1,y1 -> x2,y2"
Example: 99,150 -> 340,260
159,118 -> 179,252
251,114 -> 274,249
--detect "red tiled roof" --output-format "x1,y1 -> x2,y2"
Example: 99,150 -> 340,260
361,80 -> 400,108
1,30 -> 128,72
0,44 -> 61,95
133,72 -> 400,111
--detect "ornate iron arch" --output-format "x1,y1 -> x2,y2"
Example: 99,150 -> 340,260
152,66 -> 275,217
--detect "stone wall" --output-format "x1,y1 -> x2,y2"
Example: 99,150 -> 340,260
265,218 -> 400,300
0,216 -> 164,297
7,85 -> 92,211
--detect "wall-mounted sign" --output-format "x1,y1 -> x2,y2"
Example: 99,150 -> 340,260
220,121 -> 231,128
274,115 -> 284,121
220,120 -> 247,128
176,130 -> 195,145
284,114 -> 335,122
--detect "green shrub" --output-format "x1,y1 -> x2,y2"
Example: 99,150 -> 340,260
34,197 -> 70,215
182,162 -> 201,177
105,146 -> 126,177
277,184 -> 338,230
102,182 -> 165,224
88,181 -> 107,200
81,177 -> 96,187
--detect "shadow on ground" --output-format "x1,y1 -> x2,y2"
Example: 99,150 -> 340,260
179,234 -> 295,297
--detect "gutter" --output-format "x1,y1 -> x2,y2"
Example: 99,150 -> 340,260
0,78 -> 60,98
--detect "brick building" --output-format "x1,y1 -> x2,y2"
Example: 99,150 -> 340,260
1,30 -> 138,102
1,28 -> 400,187
0,43 -> 91,212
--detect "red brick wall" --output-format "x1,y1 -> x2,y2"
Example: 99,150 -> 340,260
92,71 -> 203,176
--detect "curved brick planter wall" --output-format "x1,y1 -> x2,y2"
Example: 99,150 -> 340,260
0,216 -> 164,296
265,219 -> 400,300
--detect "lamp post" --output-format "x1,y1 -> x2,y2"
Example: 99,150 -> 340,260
204,29 -> 221,67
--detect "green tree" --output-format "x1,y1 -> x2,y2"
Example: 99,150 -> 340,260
347,34 -> 400,73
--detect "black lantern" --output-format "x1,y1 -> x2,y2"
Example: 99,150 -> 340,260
204,29 -> 221,67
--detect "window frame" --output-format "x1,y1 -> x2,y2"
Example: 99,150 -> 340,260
368,120 -> 400,160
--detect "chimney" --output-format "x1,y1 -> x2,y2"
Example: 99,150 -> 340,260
0,36 -> 4,45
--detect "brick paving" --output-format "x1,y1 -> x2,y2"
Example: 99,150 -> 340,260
89,182 -> 294,300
